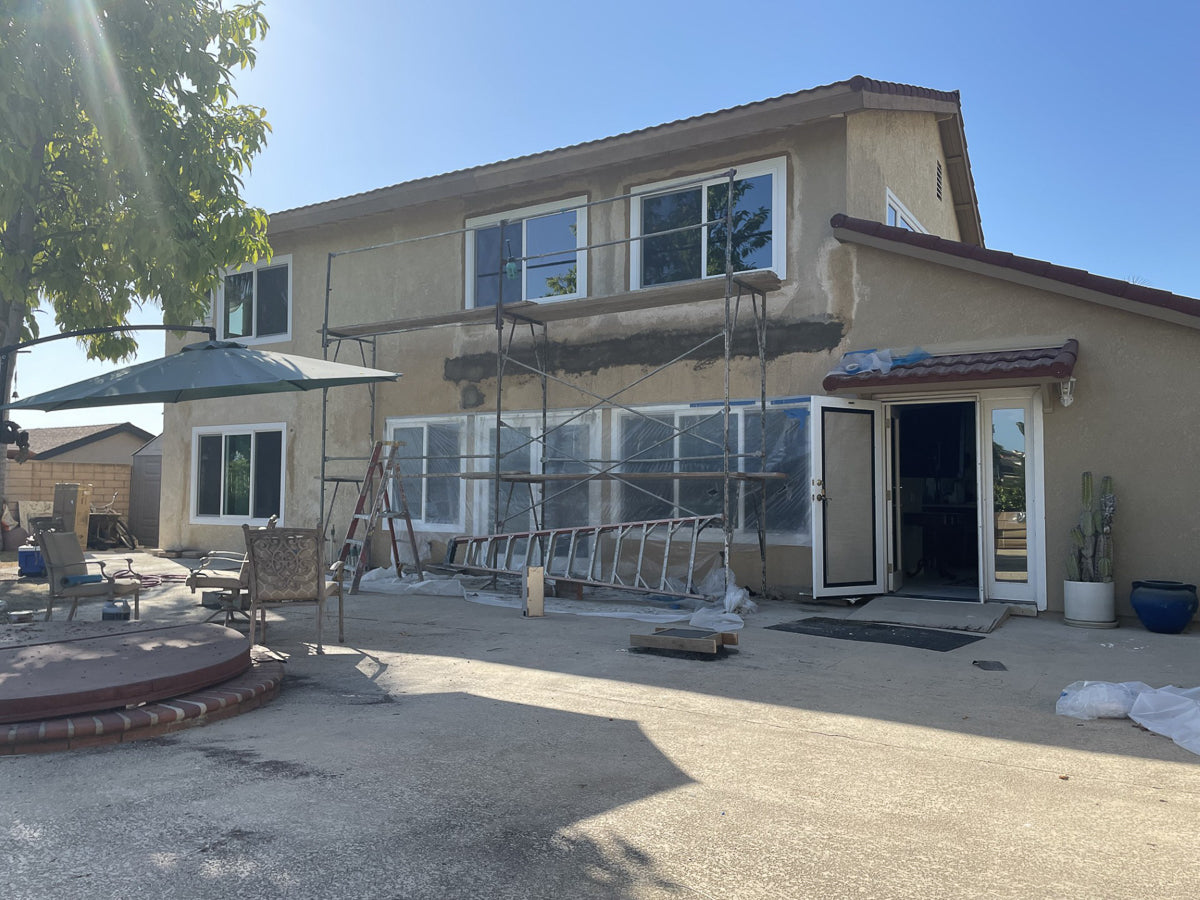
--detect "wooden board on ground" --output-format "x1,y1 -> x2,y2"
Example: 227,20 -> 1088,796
629,627 -> 739,655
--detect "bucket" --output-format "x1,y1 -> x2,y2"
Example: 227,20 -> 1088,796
101,600 -> 131,621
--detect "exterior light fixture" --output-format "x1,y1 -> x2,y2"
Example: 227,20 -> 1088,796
1059,376 -> 1077,407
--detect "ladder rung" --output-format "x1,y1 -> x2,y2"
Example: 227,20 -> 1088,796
337,440 -> 423,590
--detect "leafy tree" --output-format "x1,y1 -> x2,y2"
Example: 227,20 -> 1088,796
543,265 -> 576,296
0,0 -> 272,492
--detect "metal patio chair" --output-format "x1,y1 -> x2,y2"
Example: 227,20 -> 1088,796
37,530 -> 141,621
242,525 -> 344,653
185,517 -> 277,625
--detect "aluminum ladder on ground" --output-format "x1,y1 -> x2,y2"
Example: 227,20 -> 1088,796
338,440 -> 423,594
443,515 -> 722,600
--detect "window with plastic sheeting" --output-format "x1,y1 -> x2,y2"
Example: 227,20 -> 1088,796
744,406 -> 810,540
475,415 -> 598,535
388,418 -> 464,529
617,400 -> 810,544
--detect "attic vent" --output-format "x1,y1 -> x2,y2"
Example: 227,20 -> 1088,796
936,161 -> 943,201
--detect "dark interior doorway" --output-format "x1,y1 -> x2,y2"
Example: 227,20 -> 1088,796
893,401 -> 979,600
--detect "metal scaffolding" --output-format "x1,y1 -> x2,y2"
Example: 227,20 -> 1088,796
318,168 -> 783,596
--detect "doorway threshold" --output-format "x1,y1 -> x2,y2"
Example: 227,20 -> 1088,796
892,585 -> 980,602
848,595 -> 1011,634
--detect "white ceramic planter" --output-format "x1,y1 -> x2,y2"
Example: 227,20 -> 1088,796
1063,580 -> 1118,628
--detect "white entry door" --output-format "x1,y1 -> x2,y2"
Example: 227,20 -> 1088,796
810,396 -> 887,598
980,393 -> 1045,607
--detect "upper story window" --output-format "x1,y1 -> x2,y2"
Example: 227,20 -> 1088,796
630,158 -> 786,290
466,198 -> 587,308
217,256 -> 291,343
885,189 -> 926,233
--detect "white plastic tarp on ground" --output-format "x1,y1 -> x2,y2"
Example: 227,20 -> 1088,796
1056,680 -> 1200,756
355,565 -> 757,628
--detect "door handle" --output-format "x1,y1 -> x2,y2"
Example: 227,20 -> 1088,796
814,491 -> 827,502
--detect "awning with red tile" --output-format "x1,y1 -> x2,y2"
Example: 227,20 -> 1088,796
822,340 -> 1078,393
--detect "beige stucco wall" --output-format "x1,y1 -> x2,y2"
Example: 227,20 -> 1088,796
846,110 -> 960,239
841,243 -> 1200,615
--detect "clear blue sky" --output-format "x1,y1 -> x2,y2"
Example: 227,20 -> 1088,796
15,0 -> 1199,437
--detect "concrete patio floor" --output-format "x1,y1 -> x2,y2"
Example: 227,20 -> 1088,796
2,553 -> 1198,898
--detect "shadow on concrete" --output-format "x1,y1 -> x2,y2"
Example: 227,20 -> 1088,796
332,592 -> 1200,766
11,676 -> 695,898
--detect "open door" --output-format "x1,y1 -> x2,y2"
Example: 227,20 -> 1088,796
810,396 -> 887,598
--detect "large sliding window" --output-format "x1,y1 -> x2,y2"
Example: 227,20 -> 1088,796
192,424 -> 285,523
217,256 -> 291,343
617,400 -> 810,542
466,198 -> 587,307
383,403 -> 808,544
476,414 -> 597,534
630,159 -> 785,289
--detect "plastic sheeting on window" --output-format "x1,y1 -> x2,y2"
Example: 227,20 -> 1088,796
367,400 -> 811,586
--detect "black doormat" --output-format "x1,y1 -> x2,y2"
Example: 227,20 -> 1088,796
766,617 -> 984,652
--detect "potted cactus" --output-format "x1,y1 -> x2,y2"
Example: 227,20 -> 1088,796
1063,472 -> 1117,627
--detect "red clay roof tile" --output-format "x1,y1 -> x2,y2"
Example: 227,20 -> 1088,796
822,340 -> 1079,392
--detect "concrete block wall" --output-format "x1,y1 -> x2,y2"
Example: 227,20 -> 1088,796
6,462 -> 132,520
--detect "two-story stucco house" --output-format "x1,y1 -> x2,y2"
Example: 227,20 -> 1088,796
159,76 -> 1200,619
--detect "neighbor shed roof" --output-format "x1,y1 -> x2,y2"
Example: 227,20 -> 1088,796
24,423 -> 155,460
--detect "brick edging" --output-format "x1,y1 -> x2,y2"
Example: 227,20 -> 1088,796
1,659 -> 285,755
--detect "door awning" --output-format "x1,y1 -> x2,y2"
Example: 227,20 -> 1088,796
822,340 -> 1078,393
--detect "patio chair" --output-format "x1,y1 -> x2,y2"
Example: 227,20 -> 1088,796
185,517 -> 277,625
242,524 -> 344,653
186,550 -> 252,625
37,530 -> 141,622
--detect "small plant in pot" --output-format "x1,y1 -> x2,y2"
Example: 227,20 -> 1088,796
1063,472 -> 1117,628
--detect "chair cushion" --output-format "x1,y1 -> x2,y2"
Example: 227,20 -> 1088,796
62,574 -> 105,586
61,579 -> 139,598
188,573 -> 243,592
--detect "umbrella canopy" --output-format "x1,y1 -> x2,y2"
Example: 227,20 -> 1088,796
4,341 -> 402,412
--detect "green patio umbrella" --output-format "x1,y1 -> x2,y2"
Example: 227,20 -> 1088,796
3,340 -> 401,411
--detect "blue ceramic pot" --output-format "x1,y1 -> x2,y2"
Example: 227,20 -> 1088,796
1130,580 -> 1198,634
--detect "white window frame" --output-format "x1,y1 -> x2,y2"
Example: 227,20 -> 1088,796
885,189 -> 927,233
612,398 -> 810,545
629,157 -> 787,290
215,254 -> 292,345
471,410 -> 602,534
190,422 -> 287,526
465,198 -> 588,308
385,415 -> 468,531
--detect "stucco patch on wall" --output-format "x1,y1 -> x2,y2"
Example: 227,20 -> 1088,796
819,239 -> 861,327
443,320 -> 845,384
